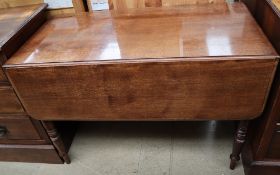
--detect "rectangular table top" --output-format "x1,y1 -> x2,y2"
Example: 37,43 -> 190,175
5,2 -> 278,67
3,2 -> 279,121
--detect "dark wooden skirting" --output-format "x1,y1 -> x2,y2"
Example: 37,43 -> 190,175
242,143 -> 280,175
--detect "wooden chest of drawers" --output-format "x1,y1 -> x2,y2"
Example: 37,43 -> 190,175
242,1 -> 280,175
0,4 -> 64,163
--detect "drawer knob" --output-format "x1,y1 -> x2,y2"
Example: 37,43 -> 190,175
0,126 -> 7,137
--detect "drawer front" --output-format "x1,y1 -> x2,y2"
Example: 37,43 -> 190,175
0,68 -> 6,82
0,86 -> 24,114
0,116 -> 41,141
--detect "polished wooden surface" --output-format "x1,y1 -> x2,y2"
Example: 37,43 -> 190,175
267,129 -> 280,159
251,63 -> 280,160
0,0 -> 43,8
242,143 -> 280,175
0,144 -> 63,163
0,0 -> 75,19
0,67 -> 6,82
0,4 -> 65,164
5,3 -> 278,65
46,8 -> 76,19
0,116 -> 51,145
4,3 -> 278,121
0,86 -> 24,114
72,0 -> 87,12
242,0 -> 257,14
0,3 -> 47,61
241,1 -> 280,175
0,115 -> 41,141
0,4 -> 47,52
242,0 -> 280,160
108,0 -> 226,10
1,2 -> 278,167
5,58 -> 277,121
256,0 -> 280,55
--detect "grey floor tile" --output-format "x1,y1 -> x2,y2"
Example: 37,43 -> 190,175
0,121 -> 245,175
0,162 -> 41,175
171,121 -> 243,175
137,124 -> 173,175
137,137 -> 172,175
32,161 -> 96,175
68,123 -> 142,175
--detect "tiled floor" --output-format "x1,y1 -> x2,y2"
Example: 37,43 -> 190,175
0,121 -> 244,175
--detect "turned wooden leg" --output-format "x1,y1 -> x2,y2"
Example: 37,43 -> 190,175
42,121 -> 71,164
230,121 -> 249,170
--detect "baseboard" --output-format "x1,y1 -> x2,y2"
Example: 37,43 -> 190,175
242,143 -> 280,175
0,144 -> 63,164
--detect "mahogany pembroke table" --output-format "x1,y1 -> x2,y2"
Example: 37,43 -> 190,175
2,2 -> 279,169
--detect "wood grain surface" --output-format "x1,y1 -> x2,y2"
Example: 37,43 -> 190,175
0,4 -> 47,46
0,144 -> 63,163
108,0 -> 226,10
0,4 -> 48,59
0,86 -> 24,114
0,115 -> 41,141
242,0 -> 280,162
3,2 -> 279,121
4,3 -> 277,65
0,3 -> 68,164
0,67 -> 6,82
5,58 -> 278,121
0,0 -> 43,9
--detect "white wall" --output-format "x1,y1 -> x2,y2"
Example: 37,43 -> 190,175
44,0 -> 73,9
43,0 -> 110,10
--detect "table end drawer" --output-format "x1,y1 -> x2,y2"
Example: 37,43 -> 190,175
0,86 -> 24,114
0,116 -> 41,141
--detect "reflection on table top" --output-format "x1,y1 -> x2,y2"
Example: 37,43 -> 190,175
5,3 -> 278,66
